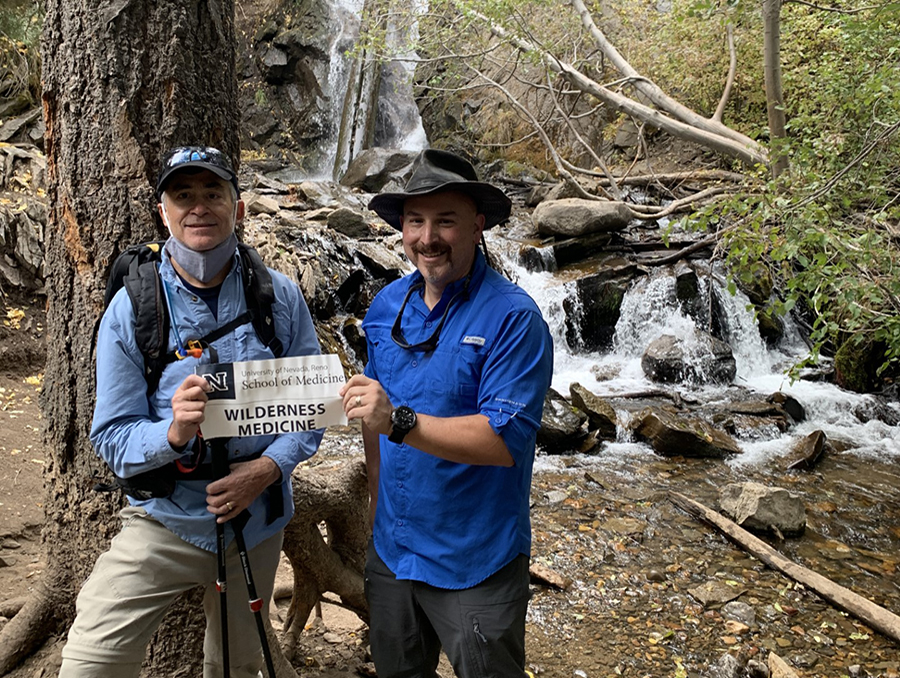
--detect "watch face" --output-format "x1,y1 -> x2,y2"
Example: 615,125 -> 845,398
392,406 -> 416,430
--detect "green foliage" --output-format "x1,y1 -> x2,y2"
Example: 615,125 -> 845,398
0,0 -> 42,103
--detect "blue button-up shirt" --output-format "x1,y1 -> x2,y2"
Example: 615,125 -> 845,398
363,250 -> 553,588
91,245 -> 322,552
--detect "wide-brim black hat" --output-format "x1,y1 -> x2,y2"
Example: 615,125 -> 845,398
156,146 -> 240,199
368,149 -> 511,230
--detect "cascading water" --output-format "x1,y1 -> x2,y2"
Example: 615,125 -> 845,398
318,0 -> 428,180
504,252 -> 900,465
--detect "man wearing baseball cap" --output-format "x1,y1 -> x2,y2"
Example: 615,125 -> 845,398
340,149 -> 554,677
59,146 -> 322,677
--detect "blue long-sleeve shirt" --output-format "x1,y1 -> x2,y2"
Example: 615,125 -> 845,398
363,250 -> 554,588
91,245 -> 322,552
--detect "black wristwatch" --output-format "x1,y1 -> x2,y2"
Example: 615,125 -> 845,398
389,405 -> 417,444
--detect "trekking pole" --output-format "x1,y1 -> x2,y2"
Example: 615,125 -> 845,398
231,510 -> 277,677
210,438 -> 231,677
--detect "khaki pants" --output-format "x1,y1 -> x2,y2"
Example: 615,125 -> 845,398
59,506 -> 281,678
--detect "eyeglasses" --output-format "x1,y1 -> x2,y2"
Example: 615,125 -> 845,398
391,275 -> 472,352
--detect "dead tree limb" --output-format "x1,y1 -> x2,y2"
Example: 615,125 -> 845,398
668,491 -> 900,645
545,70 -> 622,199
641,234 -> 718,265
468,64 -> 605,204
601,170 -> 749,186
713,23 -> 737,123
567,0 -> 763,153
469,11 -> 768,168
629,186 -> 732,219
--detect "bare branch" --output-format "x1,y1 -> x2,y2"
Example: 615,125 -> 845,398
468,64 -> 604,203
784,0 -> 891,12
713,22 -> 737,123
463,5 -> 769,167
567,0 -> 764,153
545,71 -> 622,199
796,119 -> 900,208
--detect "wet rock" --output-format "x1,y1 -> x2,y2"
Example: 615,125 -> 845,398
708,652 -> 742,678
687,580 -> 747,606
518,244 -> 557,273
719,482 -> 807,536
353,241 -> 407,281
537,388 -> 588,452
767,392 -> 806,423
533,198 -> 633,238
633,408 -> 742,457
722,601 -> 757,626
569,383 -> 617,440
724,619 -> 750,635
551,232 -> 617,267
563,274 -> 629,352
645,568 -> 666,582
747,659 -> 770,678
641,331 -> 736,385
786,430 -> 828,470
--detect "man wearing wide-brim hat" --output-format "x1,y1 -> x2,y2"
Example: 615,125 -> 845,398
340,149 -> 554,677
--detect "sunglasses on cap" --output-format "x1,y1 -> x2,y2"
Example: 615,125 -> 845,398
156,146 -> 239,198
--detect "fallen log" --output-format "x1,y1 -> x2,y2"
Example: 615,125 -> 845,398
668,491 -> 900,645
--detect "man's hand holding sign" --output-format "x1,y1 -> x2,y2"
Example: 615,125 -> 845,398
193,354 -> 347,522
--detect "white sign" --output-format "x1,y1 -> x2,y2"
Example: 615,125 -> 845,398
195,354 -> 348,439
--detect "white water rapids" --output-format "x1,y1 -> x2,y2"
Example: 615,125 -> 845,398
507,259 -> 900,468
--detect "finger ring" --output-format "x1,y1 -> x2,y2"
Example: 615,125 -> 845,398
226,501 -> 234,511
355,395 -> 362,407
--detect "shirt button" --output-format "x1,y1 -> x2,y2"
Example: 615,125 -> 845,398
411,360 -> 418,367
397,482 -> 403,488
397,520 -> 404,526
191,295 -> 199,302
426,321 -> 433,328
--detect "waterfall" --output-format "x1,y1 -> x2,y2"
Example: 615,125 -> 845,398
506,254 -> 900,463
328,0 -> 428,180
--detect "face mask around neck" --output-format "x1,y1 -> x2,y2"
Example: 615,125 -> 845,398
165,232 -> 238,284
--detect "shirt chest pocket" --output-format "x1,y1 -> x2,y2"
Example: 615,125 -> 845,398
423,346 -> 486,415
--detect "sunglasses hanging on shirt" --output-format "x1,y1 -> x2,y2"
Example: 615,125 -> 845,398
391,273 -> 472,352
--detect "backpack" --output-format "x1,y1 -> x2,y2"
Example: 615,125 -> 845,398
103,240 -> 284,395
95,240 -> 286,502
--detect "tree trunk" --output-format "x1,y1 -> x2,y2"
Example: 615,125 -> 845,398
762,0 -> 789,179
0,1 -> 239,674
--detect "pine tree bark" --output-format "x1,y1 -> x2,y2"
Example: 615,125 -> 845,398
0,1 -> 239,674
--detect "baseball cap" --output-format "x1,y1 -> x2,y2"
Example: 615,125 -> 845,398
156,146 -> 240,199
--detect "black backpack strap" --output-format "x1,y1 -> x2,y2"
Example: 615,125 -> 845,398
121,255 -> 171,396
238,243 -> 284,358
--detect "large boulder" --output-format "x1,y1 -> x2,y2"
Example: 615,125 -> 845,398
633,408 -> 742,457
537,388 -> 588,452
533,198 -> 632,238
641,331 -> 736,385
569,383 -> 617,440
719,482 -> 807,536
339,148 -> 418,192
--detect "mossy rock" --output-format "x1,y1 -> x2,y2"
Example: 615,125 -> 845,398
834,339 -> 884,393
